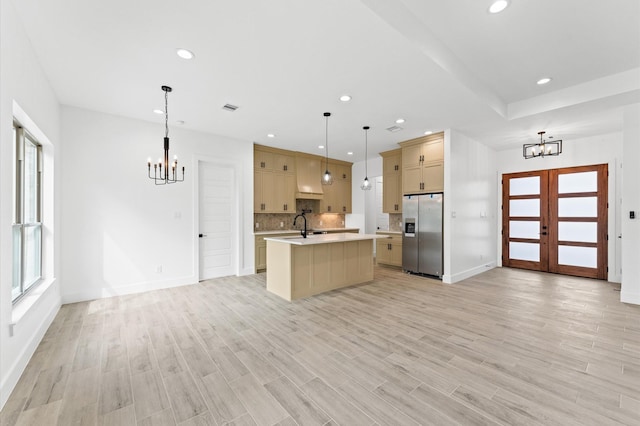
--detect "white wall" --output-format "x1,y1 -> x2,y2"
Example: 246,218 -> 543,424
495,131 -> 623,283
0,0 -> 62,408
621,104 -> 640,304
347,156 -> 382,233
443,129 -> 498,283
60,107 -> 254,303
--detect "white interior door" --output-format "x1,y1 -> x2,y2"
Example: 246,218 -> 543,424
199,162 -> 236,280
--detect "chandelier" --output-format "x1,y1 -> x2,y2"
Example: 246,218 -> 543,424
523,131 -> 562,159
148,85 -> 185,184
360,126 -> 372,190
321,112 -> 333,185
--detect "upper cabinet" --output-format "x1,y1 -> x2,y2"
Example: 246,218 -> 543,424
254,145 -> 296,213
319,160 -> 352,213
380,148 -> 402,213
400,132 -> 444,194
254,145 -> 351,213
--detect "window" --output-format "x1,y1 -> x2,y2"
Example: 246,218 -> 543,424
13,120 -> 43,302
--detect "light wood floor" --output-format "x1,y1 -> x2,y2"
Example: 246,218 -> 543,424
2,266 -> 639,425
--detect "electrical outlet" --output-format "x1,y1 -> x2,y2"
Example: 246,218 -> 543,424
255,223 -> 259,228
280,221 -> 284,228
341,220 -> 344,225
320,220 -> 323,226
156,265 -> 163,273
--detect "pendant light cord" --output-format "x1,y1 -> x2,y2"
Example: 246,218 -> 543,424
365,128 -> 368,177
165,89 -> 169,139
325,115 -> 329,169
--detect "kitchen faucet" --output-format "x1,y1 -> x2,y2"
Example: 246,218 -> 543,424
293,210 -> 308,238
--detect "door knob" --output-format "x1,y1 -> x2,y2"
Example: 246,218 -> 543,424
199,234 -> 207,238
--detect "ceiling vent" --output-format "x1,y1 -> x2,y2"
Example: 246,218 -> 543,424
222,104 -> 239,112
386,125 -> 403,133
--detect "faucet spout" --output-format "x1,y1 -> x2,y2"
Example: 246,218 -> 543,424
293,212 -> 308,238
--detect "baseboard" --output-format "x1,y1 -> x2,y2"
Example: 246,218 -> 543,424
621,290 -> 640,305
240,267 -> 255,276
442,262 -> 496,284
61,275 -> 198,304
0,295 -> 60,410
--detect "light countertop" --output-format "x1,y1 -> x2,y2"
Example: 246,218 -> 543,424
376,230 -> 402,235
265,232 -> 389,246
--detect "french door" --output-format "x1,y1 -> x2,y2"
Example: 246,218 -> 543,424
502,164 -> 608,280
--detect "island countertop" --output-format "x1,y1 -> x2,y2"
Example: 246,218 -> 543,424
264,232 -> 388,246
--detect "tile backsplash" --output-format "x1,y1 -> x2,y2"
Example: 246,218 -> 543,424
389,213 -> 403,232
255,200 -> 346,232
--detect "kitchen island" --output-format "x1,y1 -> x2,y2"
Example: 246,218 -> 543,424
264,233 -> 388,301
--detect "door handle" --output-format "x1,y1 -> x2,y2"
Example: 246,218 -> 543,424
539,232 -> 548,235
199,234 -> 207,238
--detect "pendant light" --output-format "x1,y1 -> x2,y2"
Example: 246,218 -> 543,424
360,126 -> 372,191
321,112 -> 333,185
147,85 -> 185,185
523,131 -> 563,159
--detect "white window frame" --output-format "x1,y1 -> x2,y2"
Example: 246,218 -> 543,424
12,119 -> 43,303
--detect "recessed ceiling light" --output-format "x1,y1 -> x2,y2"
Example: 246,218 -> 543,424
267,133 -> 275,138
396,118 -> 405,124
537,77 -> 552,85
488,0 -> 509,14
339,95 -> 352,102
176,48 -> 195,60
318,145 -> 324,149
347,152 -> 353,155
424,130 -> 433,135
153,109 -> 164,115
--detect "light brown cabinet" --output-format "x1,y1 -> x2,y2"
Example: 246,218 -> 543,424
376,232 -> 402,267
267,239 -> 374,300
380,149 -> 402,213
319,161 -> 352,213
254,170 -> 275,212
255,145 -> 296,213
400,133 -> 444,194
255,232 -> 299,272
255,144 -> 352,213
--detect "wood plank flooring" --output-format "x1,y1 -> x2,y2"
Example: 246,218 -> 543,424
2,266 -> 639,425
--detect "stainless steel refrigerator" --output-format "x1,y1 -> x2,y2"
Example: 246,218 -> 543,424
402,193 -> 443,277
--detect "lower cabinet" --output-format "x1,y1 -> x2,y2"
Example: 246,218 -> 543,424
376,232 -> 403,267
284,240 -> 373,300
256,233 -> 298,272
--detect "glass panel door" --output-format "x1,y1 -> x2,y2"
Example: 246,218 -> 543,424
502,164 -> 608,280
548,165 -> 607,279
502,171 -> 548,272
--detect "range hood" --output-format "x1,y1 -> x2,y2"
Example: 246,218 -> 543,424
295,153 -> 324,200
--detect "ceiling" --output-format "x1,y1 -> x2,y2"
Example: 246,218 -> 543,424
11,0 -> 640,162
